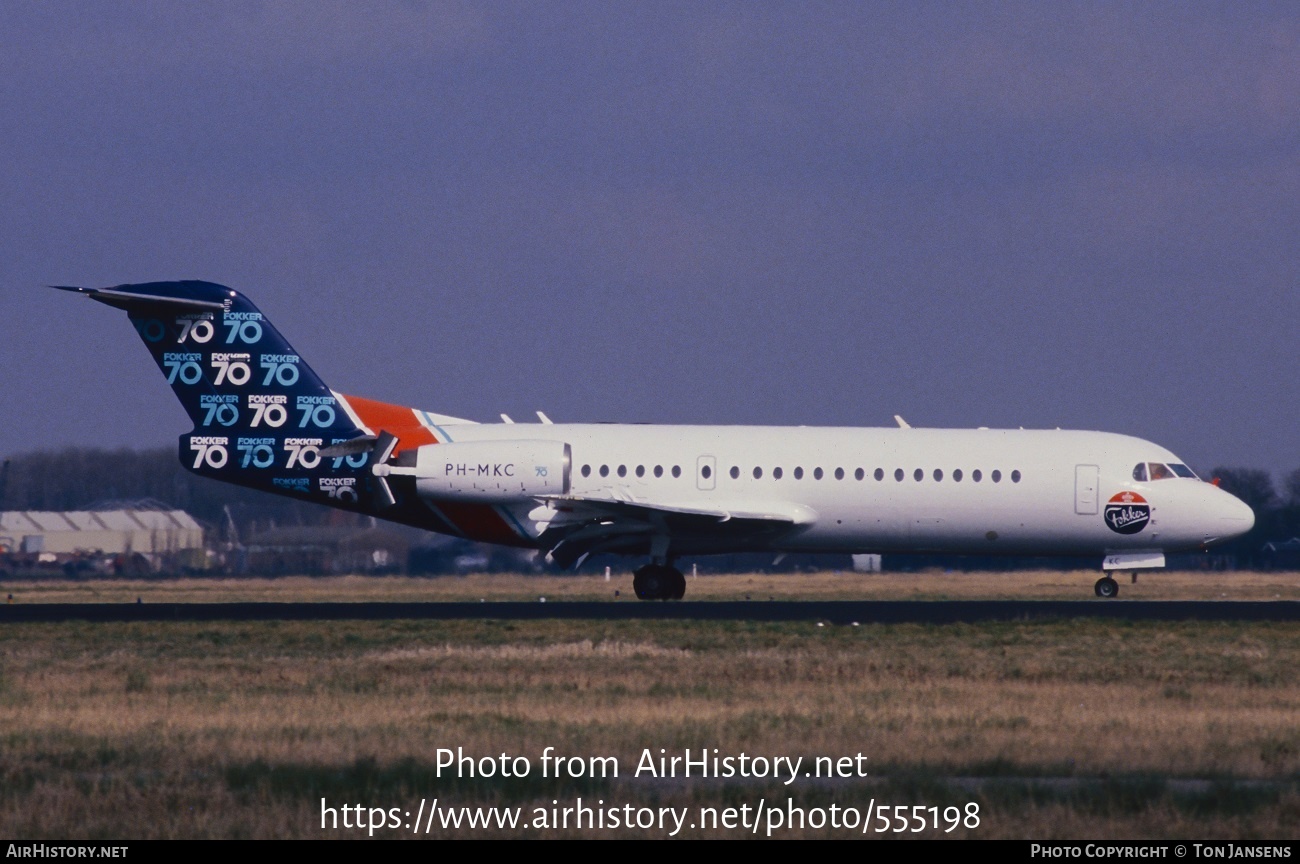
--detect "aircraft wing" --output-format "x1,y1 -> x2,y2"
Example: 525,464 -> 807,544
533,494 -> 817,568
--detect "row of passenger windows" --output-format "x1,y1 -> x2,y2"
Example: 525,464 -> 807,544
719,466 -> 1021,484
580,464 -> 683,479
578,463 -> 1022,484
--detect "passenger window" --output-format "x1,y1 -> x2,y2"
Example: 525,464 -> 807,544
636,465 -> 645,478
953,469 -> 963,482
1132,463 -> 1148,482
834,467 -> 845,480
654,465 -> 663,478
972,469 -> 982,482
855,468 -> 865,481
913,468 -> 923,481
992,470 -> 1002,483
894,468 -> 904,481
874,468 -> 884,481
1011,470 -> 1021,483
700,465 -> 711,479
730,466 -> 740,480
934,469 -> 943,481
814,467 -> 824,480
671,466 -> 681,478
617,465 -> 627,477
581,464 -> 591,477
753,467 -> 763,479
774,467 -> 783,479
794,467 -> 804,479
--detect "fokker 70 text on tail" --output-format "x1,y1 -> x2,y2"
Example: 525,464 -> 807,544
57,281 -> 1255,599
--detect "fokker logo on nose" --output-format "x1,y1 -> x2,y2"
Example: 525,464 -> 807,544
1104,491 -> 1150,535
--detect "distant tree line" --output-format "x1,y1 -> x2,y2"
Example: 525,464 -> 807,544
0,447 -> 340,540
2,448 -> 1299,565
1210,467 -> 1300,567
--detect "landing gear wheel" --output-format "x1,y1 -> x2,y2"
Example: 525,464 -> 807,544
1094,576 -> 1119,598
633,565 -> 667,600
633,564 -> 686,600
668,568 -> 686,600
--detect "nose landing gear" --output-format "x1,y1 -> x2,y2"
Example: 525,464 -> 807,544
633,563 -> 686,600
1094,576 -> 1120,598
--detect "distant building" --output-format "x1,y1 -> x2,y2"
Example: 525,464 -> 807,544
1262,538 -> 1300,570
407,534 -> 540,575
241,525 -> 410,575
852,554 -> 882,572
0,508 -> 204,557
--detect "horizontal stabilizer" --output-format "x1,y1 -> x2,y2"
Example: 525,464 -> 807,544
51,284 -> 229,311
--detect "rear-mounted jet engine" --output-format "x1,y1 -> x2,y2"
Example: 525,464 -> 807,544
376,439 -> 571,503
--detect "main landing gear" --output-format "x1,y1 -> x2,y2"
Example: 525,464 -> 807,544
633,563 -> 686,601
1094,576 -> 1120,598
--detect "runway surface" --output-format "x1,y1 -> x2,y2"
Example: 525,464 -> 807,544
2,600 -> 1298,624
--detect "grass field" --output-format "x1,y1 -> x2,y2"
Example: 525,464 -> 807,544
2,571 -> 1297,840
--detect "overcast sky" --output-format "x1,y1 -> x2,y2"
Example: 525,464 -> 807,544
3,2 -> 1297,477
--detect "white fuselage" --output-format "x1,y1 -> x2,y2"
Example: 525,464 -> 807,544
419,422 -> 1255,558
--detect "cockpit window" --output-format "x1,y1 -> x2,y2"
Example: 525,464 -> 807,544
1132,463 -> 1148,482
1148,462 -> 1175,481
1169,463 -> 1198,479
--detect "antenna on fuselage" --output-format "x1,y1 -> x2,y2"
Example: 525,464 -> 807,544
893,415 -> 911,429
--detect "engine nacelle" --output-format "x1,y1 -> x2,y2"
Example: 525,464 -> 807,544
401,439 -> 571,502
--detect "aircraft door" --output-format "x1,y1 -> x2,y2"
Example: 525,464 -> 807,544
697,455 -> 716,491
1075,464 -> 1099,515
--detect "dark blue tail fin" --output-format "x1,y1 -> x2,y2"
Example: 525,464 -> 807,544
56,281 -> 372,506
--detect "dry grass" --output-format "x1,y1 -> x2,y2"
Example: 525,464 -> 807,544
4,568 -> 1299,603
2,610 -> 1299,839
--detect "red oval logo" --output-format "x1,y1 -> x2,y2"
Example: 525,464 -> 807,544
1104,491 -> 1150,535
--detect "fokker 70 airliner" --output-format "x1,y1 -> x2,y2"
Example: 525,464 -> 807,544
58,281 -> 1255,599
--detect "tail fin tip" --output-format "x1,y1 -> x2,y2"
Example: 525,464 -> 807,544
51,281 -> 233,312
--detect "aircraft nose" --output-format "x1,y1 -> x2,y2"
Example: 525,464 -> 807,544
1215,490 -> 1255,539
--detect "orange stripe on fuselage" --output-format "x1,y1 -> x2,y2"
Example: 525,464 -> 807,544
340,394 -> 525,546
439,503 -> 531,547
342,394 -> 436,452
